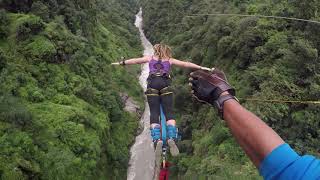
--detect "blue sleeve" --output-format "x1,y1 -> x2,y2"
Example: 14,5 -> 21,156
259,143 -> 320,180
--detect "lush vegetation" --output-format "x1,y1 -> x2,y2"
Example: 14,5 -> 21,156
141,0 -> 320,179
0,0 -> 143,179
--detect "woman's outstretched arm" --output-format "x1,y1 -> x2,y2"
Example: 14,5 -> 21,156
170,58 -> 210,70
111,56 -> 150,65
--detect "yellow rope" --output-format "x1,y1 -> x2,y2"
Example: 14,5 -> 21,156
146,94 -> 159,96
238,98 -> 320,104
160,92 -> 173,96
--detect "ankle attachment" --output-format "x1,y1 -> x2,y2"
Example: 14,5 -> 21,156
150,124 -> 161,142
167,125 -> 177,140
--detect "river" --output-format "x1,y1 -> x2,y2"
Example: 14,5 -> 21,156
127,8 -> 155,180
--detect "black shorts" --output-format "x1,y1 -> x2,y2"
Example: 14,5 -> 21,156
146,75 -> 174,124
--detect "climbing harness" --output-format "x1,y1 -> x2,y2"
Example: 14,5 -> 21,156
145,88 -> 161,96
145,87 -> 174,97
159,87 -> 174,96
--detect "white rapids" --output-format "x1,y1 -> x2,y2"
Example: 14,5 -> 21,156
127,8 -> 155,180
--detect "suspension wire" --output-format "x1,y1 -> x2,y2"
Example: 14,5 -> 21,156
179,12 -> 320,105
186,13 -> 320,25
238,98 -> 320,104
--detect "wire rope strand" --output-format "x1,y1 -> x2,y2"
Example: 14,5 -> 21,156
186,13 -> 320,25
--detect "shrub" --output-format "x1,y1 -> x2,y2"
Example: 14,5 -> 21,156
0,10 -> 9,39
16,15 -> 44,41
75,86 -> 96,104
44,21 -> 84,62
17,83 -> 45,103
30,1 -> 50,22
22,36 -> 56,62
52,94 -> 73,105
29,90 -> 45,103
0,49 -> 6,72
0,95 -> 33,127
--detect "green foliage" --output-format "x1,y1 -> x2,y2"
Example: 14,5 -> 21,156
1,0 -> 33,13
141,0 -> 320,178
43,20 -> 84,63
0,0 -> 142,179
30,1 -> 50,22
0,49 -> 6,71
21,36 -> 56,62
0,95 -> 33,127
15,15 -> 44,41
0,10 -> 9,39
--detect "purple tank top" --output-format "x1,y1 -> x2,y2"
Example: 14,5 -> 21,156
149,57 -> 171,75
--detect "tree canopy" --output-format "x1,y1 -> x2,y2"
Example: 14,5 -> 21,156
0,0 -> 142,179
141,0 -> 320,178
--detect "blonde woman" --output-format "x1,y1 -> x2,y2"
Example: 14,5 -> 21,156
112,44 -> 211,158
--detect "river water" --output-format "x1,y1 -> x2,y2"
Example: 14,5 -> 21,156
127,9 -> 155,180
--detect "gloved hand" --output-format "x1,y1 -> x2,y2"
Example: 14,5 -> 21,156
189,69 -> 235,105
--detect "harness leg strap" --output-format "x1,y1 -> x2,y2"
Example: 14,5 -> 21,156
145,88 -> 160,96
159,86 -> 174,96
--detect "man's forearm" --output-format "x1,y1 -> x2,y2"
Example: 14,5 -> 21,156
223,99 -> 285,167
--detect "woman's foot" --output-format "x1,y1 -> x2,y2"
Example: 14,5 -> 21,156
154,140 -> 163,172
150,124 -> 163,168
167,125 -> 179,156
167,139 -> 179,156
150,124 -> 161,142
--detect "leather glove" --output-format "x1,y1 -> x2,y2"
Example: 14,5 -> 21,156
189,69 -> 237,118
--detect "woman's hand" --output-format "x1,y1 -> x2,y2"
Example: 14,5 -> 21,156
200,66 -> 215,72
111,57 -> 125,65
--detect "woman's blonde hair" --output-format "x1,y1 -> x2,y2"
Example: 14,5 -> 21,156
153,44 -> 172,60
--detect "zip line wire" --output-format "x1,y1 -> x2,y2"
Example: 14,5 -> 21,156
184,13 -> 320,104
238,98 -> 320,105
169,8 -> 320,104
186,13 -> 320,25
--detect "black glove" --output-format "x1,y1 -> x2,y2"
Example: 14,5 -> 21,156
189,69 -> 237,118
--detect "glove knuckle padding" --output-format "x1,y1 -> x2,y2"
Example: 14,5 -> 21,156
190,70 -> 235,104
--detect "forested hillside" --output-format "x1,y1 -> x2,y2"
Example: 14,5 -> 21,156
0,0 -> 142,179
141,0 -> 320,179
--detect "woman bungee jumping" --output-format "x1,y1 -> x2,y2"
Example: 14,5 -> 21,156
111,43 -> 211,158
